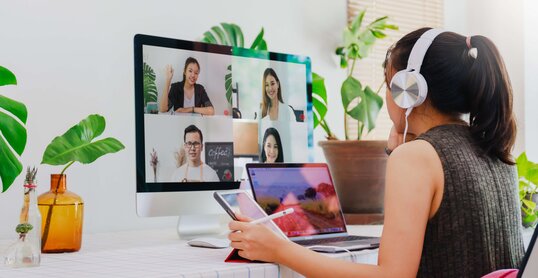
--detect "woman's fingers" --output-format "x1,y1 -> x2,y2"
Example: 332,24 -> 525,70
235,213 -> 253,222
228,220 -> 250,232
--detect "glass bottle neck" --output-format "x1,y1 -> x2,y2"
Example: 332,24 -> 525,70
50,174 -> 67,193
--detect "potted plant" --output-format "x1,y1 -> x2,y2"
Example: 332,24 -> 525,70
0,65 -> 28,193
517,152 -> 538,227
316,10 -> 397,223
38,114 -> 125,252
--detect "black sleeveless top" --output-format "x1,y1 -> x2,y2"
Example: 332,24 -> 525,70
416,124 -> 524,277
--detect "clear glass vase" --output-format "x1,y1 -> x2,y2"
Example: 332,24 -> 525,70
38,174 -> 84,253
4,181 -> 41,268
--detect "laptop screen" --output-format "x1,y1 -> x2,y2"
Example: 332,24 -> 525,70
247,163 -> 347,237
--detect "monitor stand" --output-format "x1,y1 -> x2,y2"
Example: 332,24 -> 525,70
176,214 -> 227,239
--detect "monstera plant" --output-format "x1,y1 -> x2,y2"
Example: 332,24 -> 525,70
334,10 -> 398,140
0,66 -> 28,193
200,23 -> 329,129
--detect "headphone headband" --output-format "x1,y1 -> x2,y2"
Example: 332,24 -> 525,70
406,28 -> 444,72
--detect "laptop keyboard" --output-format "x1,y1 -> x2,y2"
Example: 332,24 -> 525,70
296,235 -> 374,246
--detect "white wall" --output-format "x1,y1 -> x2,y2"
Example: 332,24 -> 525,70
0,0 -> 347,239
444,0 -> 529,158
524,0 -> 538,161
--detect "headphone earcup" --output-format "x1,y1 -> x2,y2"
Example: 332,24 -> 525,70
390,70 -> 428,109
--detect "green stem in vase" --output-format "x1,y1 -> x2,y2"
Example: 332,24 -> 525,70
41,161 -> 74,249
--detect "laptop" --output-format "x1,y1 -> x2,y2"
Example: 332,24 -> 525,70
246,163 -> 380,253
518,226 -> 538,278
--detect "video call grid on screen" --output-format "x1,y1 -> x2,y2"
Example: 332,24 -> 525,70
134,34 -> 313,192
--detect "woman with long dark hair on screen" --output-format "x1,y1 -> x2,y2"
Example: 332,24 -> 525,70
261,68 -> 296,121
261,127 -> 284,163
159,57 -> 215,116
227,28 -> 524,277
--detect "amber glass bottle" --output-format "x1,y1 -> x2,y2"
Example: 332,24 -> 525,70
37,174 -> 84,253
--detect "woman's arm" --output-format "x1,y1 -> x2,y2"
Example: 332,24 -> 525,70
159,65 -> 174,113
193,106 -> 214,116
229,140 -> 442,278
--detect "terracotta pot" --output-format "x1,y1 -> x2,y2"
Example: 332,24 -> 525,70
319,140 -> 388,214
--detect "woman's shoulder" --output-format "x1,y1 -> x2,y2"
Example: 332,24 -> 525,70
389,140 -> 439,170
170,81 -> 183,91
194,83 -> 206,92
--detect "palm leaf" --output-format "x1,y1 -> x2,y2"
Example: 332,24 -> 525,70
143,62 -> 158,106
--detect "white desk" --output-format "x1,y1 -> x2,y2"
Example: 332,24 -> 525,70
0,225 -> 382,278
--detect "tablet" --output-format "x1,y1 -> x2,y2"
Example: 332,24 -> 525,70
214,190 -> 288,239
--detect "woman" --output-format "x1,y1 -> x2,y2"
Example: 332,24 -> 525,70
159,57 -> 215,116
228,28 -> 524,277
261,68 -> 295,121
261,127 -> 284,163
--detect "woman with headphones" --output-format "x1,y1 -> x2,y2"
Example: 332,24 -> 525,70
227,28 -> 524,277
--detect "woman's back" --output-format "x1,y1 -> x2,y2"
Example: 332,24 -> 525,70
417,124 -> 524,277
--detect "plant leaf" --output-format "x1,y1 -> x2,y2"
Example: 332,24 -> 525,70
250,28 -> 267,50
346,85 -> 383,133
202,31 -> 218,44
523,198 -> 537,210
224,65 -> 233,106
221,23 -> 238,47
0,66 -> 17,86
0,94 -> 27,193
41,114 -> 125,166
517,152 -> 529,177
0,132 -> 23,193
0,111 -> 27,155
312,72 -> 328,128
350,10 -> 366,35
0,95 -> 27,124
143,62 -> 158,106
211,26 -> 228,45
341,76 -> 362,111
231,23 -> 244,48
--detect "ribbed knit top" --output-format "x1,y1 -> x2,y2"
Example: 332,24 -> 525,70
415,124 -> 524,278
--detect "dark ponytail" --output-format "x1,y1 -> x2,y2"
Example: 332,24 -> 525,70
385,28 -> 516,164
464,36 -> 516,164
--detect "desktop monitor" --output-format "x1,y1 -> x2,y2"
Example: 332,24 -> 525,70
134,34 -> 313,237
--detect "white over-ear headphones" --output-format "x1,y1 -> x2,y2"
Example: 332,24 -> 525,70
389,28 -> 444,142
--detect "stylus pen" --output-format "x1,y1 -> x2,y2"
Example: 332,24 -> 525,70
250,208 -> 294,225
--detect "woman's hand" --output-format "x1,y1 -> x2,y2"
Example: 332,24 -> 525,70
228,215 -> 288,262
165,65 -> 174,83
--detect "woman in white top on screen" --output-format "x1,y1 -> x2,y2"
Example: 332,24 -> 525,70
171,125 -> 219,182
261,68 -> 295,121
261,127 -> 284,163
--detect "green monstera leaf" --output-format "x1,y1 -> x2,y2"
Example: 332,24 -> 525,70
312,72 -> 328,129
341,76 -> 383,140
0,66 -> 28,193
41,114 -> 125,173
202,23 -> 267,51
143,62 -> 158,106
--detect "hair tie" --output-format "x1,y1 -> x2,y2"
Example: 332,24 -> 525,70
466,36 -> 478,59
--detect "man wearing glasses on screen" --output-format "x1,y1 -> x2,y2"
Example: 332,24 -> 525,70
171,124 -> 219,182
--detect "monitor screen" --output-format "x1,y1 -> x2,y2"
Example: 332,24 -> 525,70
134,34 -> 313,194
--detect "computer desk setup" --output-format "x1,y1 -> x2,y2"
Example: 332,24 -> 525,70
1,34 -> 382,276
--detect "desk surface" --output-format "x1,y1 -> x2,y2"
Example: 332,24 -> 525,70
0,225 -> 382,278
